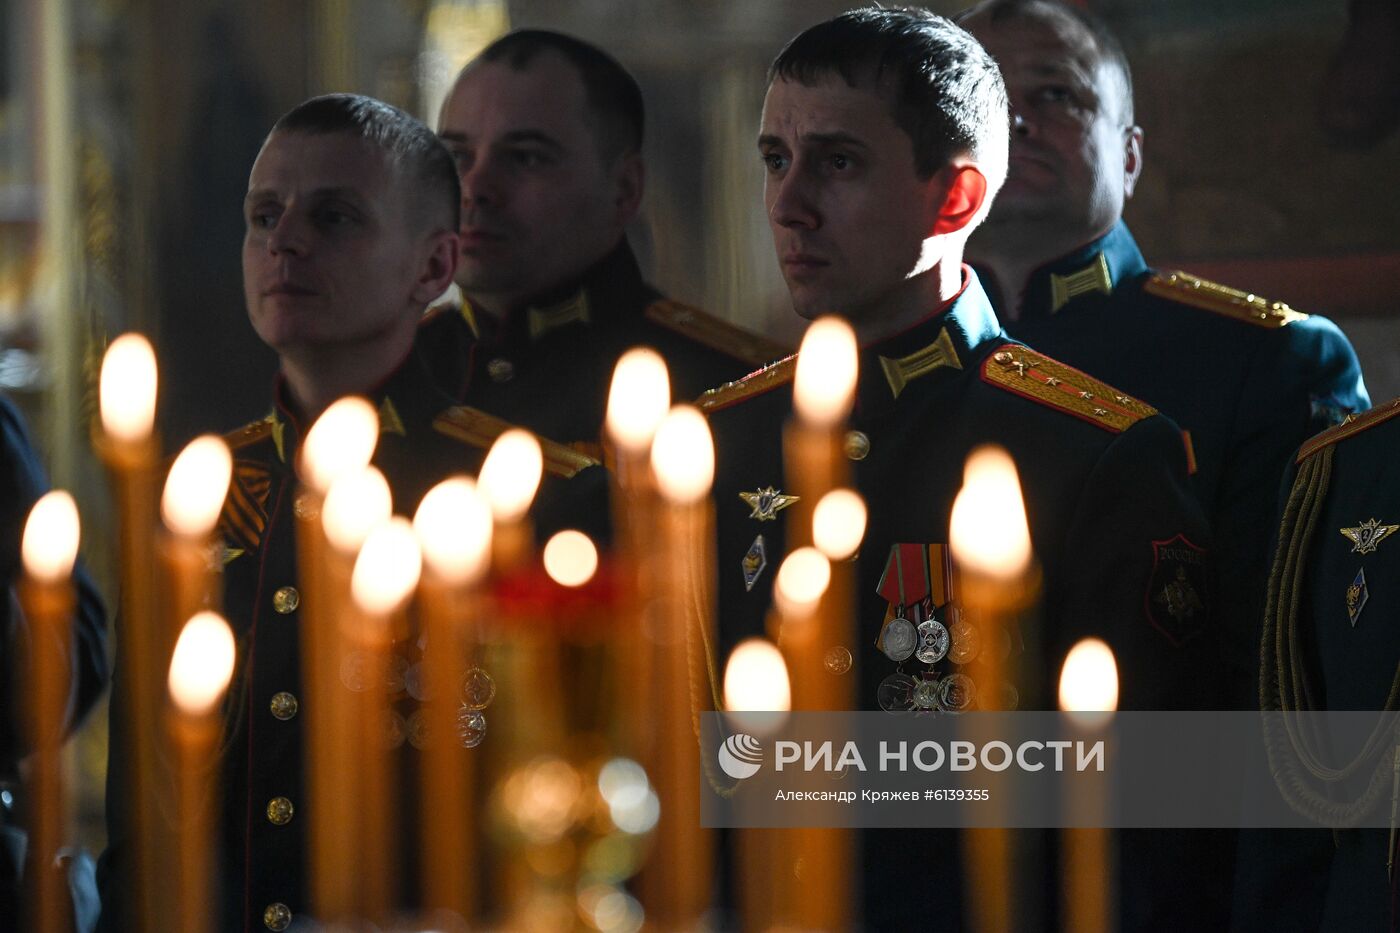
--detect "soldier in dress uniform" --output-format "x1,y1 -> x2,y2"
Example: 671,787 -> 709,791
957,0 -> 1370,704
421,29 -> 788,450
1237,398 -> 1400,932
96,94 -> 605,933
703,9 -> 1216,929
1,394 -> 108,929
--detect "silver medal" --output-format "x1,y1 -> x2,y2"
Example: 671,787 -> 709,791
880,617 -> 918,662
877,672 -> 917,712
914,618 -> 950,664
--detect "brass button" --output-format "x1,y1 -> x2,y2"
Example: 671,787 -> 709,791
487,358 -> 515,383
843,431 -> 870,461
293,493 -> 319,521
266,796 -> 294,826
269,692 -> 298,721
272,586 -> 300,614
993,350 -> 1013,365
263,902 -> 292,931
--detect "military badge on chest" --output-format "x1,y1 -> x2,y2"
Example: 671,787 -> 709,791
873,544 -> 1019,713
1338,517 -> 1396,628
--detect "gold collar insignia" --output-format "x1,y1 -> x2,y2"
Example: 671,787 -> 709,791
1049,253 -> 1112,313
878,327 -> 962,399
527,290 -> 591,341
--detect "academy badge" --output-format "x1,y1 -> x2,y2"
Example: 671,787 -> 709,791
1340,518 -> 1399,555
1147,535 -> 1207,646
1346,568 -> 1368,628
739,486 -> 798,521
742,535 -> 768,592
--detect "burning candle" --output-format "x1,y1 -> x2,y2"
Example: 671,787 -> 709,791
166,611 -> 236,933
1060,639 -> 1119,933
949,445 -> 1037,933
160,435 -> 231,659
297,397 -> 379,916
97,333 -> 165,931
787,316 -> 858,549
19,491 -> 79,933
606,347 -> 671,460
348,516 -> 422,923
413,476 -> 493,923
478,428 -> 542,572
638,405 -> 716,929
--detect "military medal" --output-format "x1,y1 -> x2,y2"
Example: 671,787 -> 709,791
1341,518 -> 1399,555
740,485 -> 799,521
1347,568 -> 1369,627
915,615 -> 950,664
382,709 -> 407,750
912,676 -> 942,711
457,707 -> 488,748
825,646 -> 853,675
948,618 -> 980,665
880,616 -> 917,662
939,673 -> 976,713
461,667 -> 497,710
404,661 -> 431,702
340,650 -> 372,692
877,673 -> 917,712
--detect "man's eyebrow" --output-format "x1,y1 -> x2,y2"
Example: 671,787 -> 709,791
438,129 -> 565,152
758,131 -> 869,151
243,186 -> 366,204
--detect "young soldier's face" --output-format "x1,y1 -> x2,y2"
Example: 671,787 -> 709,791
438,50 -> 634,310
759,75 -> 944,327
242,131 -> 439,353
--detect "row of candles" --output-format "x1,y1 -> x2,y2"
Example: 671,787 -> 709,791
16,315 -> 1120,931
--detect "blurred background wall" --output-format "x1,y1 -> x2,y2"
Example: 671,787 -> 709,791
1,0 -> 1397,855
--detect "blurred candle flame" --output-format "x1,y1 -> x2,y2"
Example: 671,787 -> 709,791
650,405 -> 714,505
773,546 -> 831,617
322,466 -> 392,554
479,429 -> 543,522
22,491 -> 80,583
542,530 -> 598,588
161,435 -> 233,538
167,611 -> 236,717
1058,638 -> 1119,720
794,316 -> 858,428
99,333 -> 158,443
413,476 -> 493,585
351,517 -> 422,616
301,397 -> 379,495
949,445 -> 1032,580
812,488 -> 866,561
606,347 -> 671,454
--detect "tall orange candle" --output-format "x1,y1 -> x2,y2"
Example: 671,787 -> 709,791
478,429 -> 542,573
1059,639 -> 1119,933
638,405 -> 716,929
159,435 -> 232,659
96,333 -> 165,931
349,516 -> 422,925
413,476 -> 493,924
19,490 -> 80,933
166,611 -> 237,933
298,397 -> 380,917
950,445 -> 1038,933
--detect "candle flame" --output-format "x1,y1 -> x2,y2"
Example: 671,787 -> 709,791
812,488 -> 866,561
773,546 -> 831,617
479,429 -> 542,522
413,476 -> 493,585
794,316 -> 858,428
99,333 -> 157,443
22,490 -> 80,583
724,638 -> 791,735
351,516 -> 422,616
949,445 -> 1032,580
167,611 -> 236,716
542,529 -> 598,588
161,435 -> 232,538
650,405 -> 714,504
322,466 -> 392,553
1058,638 -> 1119,719
606,347 -> 671,454
301,397 -> 379,494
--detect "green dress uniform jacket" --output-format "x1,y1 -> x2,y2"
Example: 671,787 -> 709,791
705,269 -> 1217,931
1238,399 -> 1400,933
985,222 -> 1370,701
416,238 -> 789,448
97,346 -> 606,932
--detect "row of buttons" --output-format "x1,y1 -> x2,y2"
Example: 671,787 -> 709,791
266,584 -> 300,929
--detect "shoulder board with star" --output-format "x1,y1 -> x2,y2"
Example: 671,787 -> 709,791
695,355 -> 797,414
644,299 -> 791,367
981,346 -> 1157,433
1144,270 -> 1308,328
1296,396 -> 1400,463
432,406 -> 600,478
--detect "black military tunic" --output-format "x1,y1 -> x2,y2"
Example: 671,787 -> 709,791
984,222 -> 1370,702
97,347 -> 606,932
705,269 -> 1216,931
1237,399 -> 1400,932
417,238 -> 788,448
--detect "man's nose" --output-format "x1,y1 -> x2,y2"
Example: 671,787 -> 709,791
459,154 -> 501,209
266,214 -> 308,256
769,169 -> 819,230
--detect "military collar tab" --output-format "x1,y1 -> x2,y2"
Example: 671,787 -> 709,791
1049,252 -> 1112,313
878,328 -> 963,399
1023,222 -> 1149,317
527,289 -> 591,341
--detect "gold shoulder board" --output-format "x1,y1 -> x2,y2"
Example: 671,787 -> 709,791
644,299 -> 791,367
223,413 -> 283,460
981,346 -> 1157,434
1144,271 -> 1308,328
1296,397 -> 1400,463
696,355 -> 797,414
433,406 -> 600,478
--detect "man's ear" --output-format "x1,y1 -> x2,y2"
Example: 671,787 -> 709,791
1123,125 -> 1144,200
930,163 -> 989,237
614,151 -> 645,227
411,230 -> 461,305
